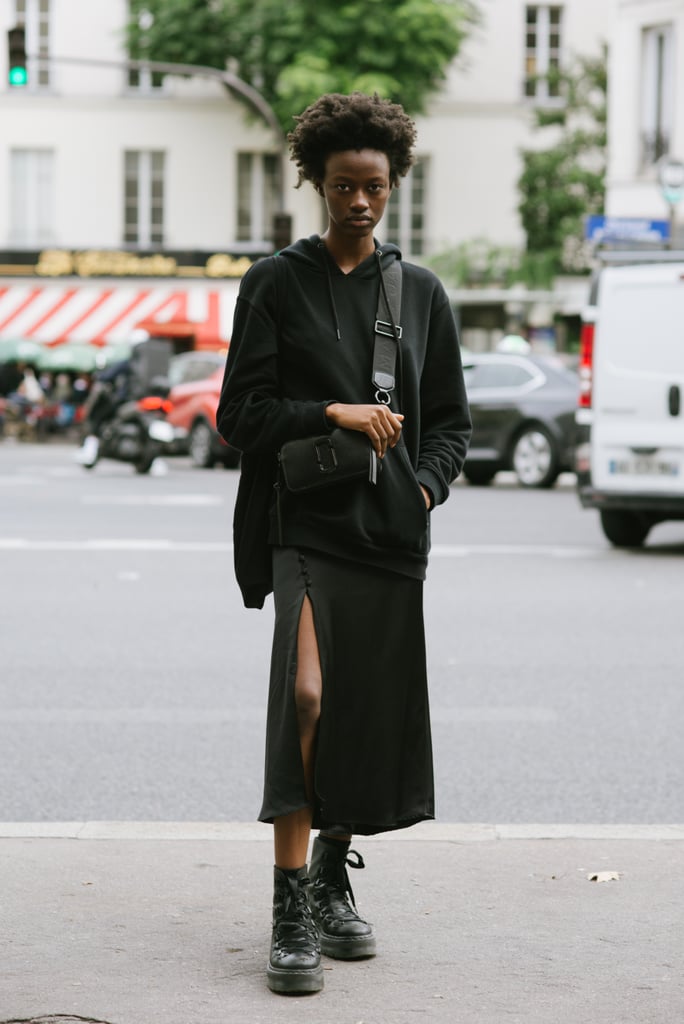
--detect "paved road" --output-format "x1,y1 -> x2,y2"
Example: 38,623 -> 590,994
1,441 -> 683,823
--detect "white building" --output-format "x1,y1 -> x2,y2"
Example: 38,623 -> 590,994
605,0 -> 684,241
0,0 -> 614,352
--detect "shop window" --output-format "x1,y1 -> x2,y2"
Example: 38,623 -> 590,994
386,159 -> 427,256
236,153 -> 279,244
124,150 -> 165,247
10,149 -> 55,246
15,0 -> 50,88
640,24 -> 674,168
524,5 -> 563,101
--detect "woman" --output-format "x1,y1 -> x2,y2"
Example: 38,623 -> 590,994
217,92 -> 471,995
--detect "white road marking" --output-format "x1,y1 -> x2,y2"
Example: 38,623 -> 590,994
0,539 -> 604,556
0,705 -> 556,724
0,539 -> 232,551
81,494 -> 223,506
431,543 -> 602,558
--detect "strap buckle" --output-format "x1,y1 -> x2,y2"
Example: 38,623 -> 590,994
314,438 -> 338,473
374,319 -> 402,340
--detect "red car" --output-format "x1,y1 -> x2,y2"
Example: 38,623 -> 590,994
165,353 -> 240,468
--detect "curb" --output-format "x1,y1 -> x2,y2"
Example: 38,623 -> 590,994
1,822 -> 684,840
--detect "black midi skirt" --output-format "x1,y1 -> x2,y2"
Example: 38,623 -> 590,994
259,546 -> 435,835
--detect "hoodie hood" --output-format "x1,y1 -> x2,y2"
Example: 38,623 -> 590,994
279,235 -> 402,342
280,235 -> 402,276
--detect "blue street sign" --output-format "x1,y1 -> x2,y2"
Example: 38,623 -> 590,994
585,215 -> 671,244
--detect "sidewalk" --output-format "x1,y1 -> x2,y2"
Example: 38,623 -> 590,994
2,822 -> 683,1024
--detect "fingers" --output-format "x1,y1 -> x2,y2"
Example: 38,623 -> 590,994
371,409 -> 403,458
325,403 -> 404,458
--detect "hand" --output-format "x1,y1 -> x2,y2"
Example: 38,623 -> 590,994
325,403 -> 404,459
420,485 -> 431,510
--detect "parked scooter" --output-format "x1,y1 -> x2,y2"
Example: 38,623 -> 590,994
75,337 -> 181,474
77,388 -> 176,473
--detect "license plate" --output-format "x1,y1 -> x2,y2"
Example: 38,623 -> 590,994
609,456 -> 680,477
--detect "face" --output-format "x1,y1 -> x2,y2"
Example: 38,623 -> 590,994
317,149 -> 392,242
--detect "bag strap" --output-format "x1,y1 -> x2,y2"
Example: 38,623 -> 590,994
373,258 -> 402,406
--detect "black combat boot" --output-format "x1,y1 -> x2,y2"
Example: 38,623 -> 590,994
308,836 -> 376,960
267,866 -> 323,994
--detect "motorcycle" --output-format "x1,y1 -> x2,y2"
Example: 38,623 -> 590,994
77,385 -> 180,474
76,337 -> 189,474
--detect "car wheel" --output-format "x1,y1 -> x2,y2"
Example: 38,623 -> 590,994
464,465 -> 497,486
511,425 -> 559,488
599,510 -> 651,547
189,419 -> 215,468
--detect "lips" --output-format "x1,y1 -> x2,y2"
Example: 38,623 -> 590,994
347,216 -> 372,225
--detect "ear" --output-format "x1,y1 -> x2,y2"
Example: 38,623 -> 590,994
313,181 -> 324,197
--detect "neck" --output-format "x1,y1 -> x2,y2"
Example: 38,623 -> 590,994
320,231 -> 376,274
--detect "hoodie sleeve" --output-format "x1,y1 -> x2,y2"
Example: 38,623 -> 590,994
216,258 -> 333,453
415,287 -> 472,507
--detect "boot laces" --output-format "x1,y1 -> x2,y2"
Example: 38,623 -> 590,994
275,874 -> 318,951
317,849 -> 365,918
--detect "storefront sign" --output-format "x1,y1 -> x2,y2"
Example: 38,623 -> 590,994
0,248 -> 265,279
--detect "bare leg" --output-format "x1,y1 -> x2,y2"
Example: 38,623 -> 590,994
273,595 -> 322,869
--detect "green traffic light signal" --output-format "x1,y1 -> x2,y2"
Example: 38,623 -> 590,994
7,26 -> 27,88
9,64 -> 28,86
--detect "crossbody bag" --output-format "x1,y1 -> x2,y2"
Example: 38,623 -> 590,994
277,258 -> 403,493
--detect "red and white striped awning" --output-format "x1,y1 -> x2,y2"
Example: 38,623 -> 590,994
0,279 -> 240,347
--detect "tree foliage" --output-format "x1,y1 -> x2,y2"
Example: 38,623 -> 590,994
127,0 -> 479,132
518,48 -> 607,279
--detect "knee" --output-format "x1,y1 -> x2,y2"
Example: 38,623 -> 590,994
294,675 -> 321,727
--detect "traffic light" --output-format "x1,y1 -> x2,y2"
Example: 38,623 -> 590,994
7,26 -> 27,87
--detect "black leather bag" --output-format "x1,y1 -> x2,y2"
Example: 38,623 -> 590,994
278,428 -> 379,492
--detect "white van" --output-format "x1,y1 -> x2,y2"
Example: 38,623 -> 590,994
576,253 -> 684,546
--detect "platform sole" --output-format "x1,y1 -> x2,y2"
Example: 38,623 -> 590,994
266,962 -> 324,994
320,932 -> 377,960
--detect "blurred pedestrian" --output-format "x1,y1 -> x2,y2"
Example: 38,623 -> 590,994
217,92 -> 471,995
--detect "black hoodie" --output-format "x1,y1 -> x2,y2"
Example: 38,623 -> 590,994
217,236 -> 471,606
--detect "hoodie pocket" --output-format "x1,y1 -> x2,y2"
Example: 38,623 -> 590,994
365,441 -> 429,555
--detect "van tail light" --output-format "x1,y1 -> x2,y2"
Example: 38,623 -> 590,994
138,395 -> 173,414
578,322 -> 594,409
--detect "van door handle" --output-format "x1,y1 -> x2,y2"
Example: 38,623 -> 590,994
668,385 -> 681,417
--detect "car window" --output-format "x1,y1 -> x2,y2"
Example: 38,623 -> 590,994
466,362 -> 536,390
168,353 -> 224,387
185,359 -> 222,382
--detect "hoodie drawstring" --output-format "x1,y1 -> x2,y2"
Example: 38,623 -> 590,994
319,242 -> 343,341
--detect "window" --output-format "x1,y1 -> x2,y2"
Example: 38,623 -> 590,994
236,153 -> 279,244
15,0 -> 50,88
465,360 -> 539,390
640,24 -> 674,168
386,160 -> 427,256
124,151 -> 165,247
127,2 -> 164,92
10,149 -> 55,246
524,5 -> 563,101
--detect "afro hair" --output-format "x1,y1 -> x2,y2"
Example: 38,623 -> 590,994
288,92 -> 417,188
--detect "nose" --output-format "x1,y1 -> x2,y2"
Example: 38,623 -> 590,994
350,189 -> 369,210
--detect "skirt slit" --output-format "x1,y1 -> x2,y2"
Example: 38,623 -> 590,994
258,546 -> 435,836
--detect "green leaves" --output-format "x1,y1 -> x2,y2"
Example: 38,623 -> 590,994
126,0 -> 480,132
518,47 -> 608,276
